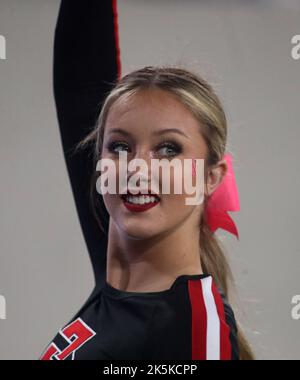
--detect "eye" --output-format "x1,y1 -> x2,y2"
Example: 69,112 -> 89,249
156,141 -> 182,158
106,141 -> 131,154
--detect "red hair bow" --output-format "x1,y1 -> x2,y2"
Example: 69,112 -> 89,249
204,153 -> 240,239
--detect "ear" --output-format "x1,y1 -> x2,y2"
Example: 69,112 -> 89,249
205,159 -> 228,197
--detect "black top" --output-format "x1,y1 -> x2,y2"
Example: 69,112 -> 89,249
40,273 -> 239,360
42,0 -> 240,360
53,0 -> 119,290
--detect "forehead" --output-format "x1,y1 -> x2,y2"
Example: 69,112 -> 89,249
105,88 -> 201,136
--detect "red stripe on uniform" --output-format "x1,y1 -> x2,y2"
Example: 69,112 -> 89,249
188,280 -> 207,360
211,282 -> 232,360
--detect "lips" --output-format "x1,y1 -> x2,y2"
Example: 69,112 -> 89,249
120,191 -> 161,213
120,189 -> 160,201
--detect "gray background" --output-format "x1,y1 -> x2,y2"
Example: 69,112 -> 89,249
0,0 -> 299,359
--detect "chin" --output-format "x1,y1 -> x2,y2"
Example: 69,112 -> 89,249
119,220 -> 163,241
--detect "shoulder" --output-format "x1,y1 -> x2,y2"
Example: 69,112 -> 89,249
187,275 -> 240,360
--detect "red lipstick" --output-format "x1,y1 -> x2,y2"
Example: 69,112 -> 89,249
121,191 -> 160,213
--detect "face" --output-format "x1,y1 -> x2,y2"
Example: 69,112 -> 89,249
100,88 -> 221,240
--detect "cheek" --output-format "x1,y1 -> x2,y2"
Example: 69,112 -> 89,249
166,158 -> 203,212
102,190 -> 121,216
192,158 -> 197,178
168,158 -> 198,197
161,192 -> 200,233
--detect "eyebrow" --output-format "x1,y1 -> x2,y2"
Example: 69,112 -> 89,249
108,128 -> 188,138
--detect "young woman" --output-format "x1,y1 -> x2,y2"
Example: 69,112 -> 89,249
40,0 -> 254,360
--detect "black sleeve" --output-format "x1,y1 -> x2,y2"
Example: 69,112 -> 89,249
53,0 -> 121,288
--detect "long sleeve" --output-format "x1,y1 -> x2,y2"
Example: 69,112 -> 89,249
53,0 -> 121,287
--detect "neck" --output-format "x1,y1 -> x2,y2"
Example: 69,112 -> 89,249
106,219 -> 203,292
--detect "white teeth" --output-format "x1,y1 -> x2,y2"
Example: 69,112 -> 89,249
124,195 -> 159,204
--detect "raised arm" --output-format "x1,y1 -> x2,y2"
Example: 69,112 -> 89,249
53,0 -> 121,287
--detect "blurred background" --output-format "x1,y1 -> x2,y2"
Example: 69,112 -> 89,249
0,0 -> 299,359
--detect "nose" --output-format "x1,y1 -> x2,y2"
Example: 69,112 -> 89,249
127,149 -> 159,194
128,150 -> 151,183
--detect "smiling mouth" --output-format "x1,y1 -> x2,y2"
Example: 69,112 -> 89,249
120,192 -> 160,205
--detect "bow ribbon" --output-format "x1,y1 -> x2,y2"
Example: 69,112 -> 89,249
201,153 -> 240,239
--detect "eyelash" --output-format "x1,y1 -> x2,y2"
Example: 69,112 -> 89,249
157,140 -> 182,157
106,139 -> 182,158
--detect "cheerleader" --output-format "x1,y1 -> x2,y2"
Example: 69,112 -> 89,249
40,0 -> 254,360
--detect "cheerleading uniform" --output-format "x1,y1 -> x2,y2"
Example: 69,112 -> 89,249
40,0 -> 239,360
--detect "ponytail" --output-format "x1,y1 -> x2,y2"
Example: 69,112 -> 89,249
200,201 -> 255,360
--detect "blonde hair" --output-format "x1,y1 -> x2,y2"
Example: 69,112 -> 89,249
76,65 -> 255,360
